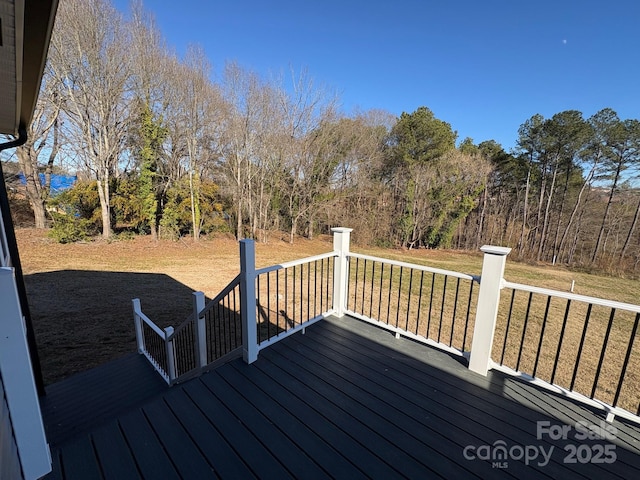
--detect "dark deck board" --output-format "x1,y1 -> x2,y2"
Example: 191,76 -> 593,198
57,436 -> 102,480
182,380 -> 295,480
41,353 -> 168,445
289,324 -> 614,480
199,373 -> 329,480
48,449 -> 63,480
162,388 -> 254,479
254,352 -> 426,478
142,398 -> 217,479
282,329 -> 553,479
215,362 -> 368,479
90,422 -> 140,480
228,359 -> 400,479
264,340 -> 482,479
118,408 -> 181,480
325,317 -> 640,455
323,317 -> 640,479
292,319 -> 627,479
44,315 -> 640,479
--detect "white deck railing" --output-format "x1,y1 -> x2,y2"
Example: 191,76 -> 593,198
493,280 -> 640,424
133,228 -> 640,424
344,251 -> 478,358
132,299 -> 174,383
134,275 -> 243,385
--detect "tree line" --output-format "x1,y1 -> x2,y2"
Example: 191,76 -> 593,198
4,0 -> 640,274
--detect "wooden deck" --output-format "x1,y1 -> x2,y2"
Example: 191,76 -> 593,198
43,315 -> 640,479
41,353 -> 169,446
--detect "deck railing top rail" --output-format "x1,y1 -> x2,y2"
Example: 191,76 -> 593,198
134,305 -> 167,337
165,274 -> 242,342
255,251 -> 338,276
132,299 -> 173,383
348,252 -> 477,282
197,274 -> 241,317
164,311 -> 195,340
503,280 -> 640,313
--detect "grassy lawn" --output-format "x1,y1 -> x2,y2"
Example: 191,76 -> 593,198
17,228 -> 640,415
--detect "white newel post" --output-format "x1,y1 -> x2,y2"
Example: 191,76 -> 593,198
240,239 -> 258,364
468,246 -> 511,376
331,227 -> 352,317
164,326 -> 176,382
132,298 -> 144,353
193,291 -> 207,368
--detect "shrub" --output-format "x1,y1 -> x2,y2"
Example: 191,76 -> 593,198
159,178 -> 229,239
46,181 -> 101,242
48,212 -> 92,243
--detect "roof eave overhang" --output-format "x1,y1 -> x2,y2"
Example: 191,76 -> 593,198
0,0 -> 59,136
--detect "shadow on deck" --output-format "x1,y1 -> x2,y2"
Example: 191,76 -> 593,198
43,315 -> 640,479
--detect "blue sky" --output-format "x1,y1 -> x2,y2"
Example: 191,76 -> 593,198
113,0 -> 640,151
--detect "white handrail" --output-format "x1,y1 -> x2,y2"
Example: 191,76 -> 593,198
132,298 -> 172,383
165,311 -> 195,339
135,308 -> 166,337
255,251 -> 337,276
197,274 -> 241,317
168,275 -> 241,341
503,280 -> 640,313
348,252 -> 477,281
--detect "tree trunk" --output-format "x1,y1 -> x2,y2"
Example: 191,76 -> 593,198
592,161 -> 622,263
289,218 -> 297,244
551,166 -> 572,263
188,169 -> 200,241
518,164 -> 532,258
557,165 -> 595,263
96,176 -> 111,238
476,185 -> 488,249
308,216 -> 314,240
236,201 -> 243,240
532,159 -> 548,257
537,158 -> 559,261
17,148 -> 47,228
619,195 -> 640,261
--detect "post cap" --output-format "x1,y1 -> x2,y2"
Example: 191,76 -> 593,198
480,245 -> 512,256
331,227 -> 353,233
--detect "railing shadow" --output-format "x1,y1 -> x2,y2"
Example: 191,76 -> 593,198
256,301 -> 296,341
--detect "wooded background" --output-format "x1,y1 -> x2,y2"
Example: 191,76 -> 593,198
3,0 -> 640,275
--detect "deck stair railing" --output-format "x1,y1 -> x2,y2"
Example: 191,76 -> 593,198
133,299 -> 175,383
133,275 -> 241,384
133,227 -> 640,424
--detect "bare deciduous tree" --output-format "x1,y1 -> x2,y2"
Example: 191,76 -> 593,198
16,66 -> 62,228
49,0 -> 132,238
